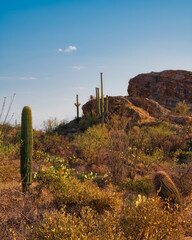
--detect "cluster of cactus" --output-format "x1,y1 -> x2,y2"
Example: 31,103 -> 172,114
96,72 -> 108,126
20,106 -> 33,194
74,94 -> 81,120
153,171 -> 181,206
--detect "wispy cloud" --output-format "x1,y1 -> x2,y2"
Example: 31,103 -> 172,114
0,76 -> 37,80
64,45 -> 77,52
57,46 -> 77,53
72,66 -> 85,71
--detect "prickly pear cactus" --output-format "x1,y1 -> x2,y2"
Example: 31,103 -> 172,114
21,106 -> 33,193
153,171 -> 181,206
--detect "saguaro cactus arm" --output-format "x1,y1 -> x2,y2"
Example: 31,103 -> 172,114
101,72 -> 104,114
95,73 -> 109,126
96,88 -> 101,115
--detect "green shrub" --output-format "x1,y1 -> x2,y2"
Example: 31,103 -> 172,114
42,117 -> 60,133
129,121 -> 182,157
73,124 -> 110,163
175,100 -> 191,115
124,175 -> 154,196
37,169 -> 122,213
29,206 -> 125,240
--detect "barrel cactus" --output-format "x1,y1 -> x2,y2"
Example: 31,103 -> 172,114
20,106 -> 33,193
153,171 -> 181,206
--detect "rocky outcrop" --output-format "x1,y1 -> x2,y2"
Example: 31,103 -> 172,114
82,96 -> 155,124
128,70 -> 192,110
81,70 -> 192,126
128,97 -> 171,118
82,95 -> 192,125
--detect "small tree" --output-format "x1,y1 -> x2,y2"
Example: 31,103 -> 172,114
42,117 -> 59,133
174,100 -> 191,115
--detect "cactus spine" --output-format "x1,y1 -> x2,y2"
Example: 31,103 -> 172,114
74,94 -> 81,120
96,73 -> 108,126
153,171 -> 181,206
21,106 -> 33,194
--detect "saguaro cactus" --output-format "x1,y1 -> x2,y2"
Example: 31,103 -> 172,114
153,171 -> 181,206
96,88 -> 101,115
74,94 -> 81,120
21,106 -> 33,194
96,73 -> 108,126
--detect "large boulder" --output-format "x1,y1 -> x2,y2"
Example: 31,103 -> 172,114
128,70 -> 192,110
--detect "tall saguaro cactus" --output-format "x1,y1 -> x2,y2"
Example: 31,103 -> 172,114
21,106 -> 33,194
96,73 -> 108,126
74,94 -> 81,120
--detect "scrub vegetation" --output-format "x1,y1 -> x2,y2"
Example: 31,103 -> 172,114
0,103 -> 192,239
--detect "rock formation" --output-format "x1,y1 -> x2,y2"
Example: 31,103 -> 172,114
82,96 -> 155,124
128,70 -> 192,110
82,70 -> 192,126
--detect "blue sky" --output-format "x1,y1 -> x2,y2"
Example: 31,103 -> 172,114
1,0 -> 192,129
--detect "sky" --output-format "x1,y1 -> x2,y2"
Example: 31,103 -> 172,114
0,0 -> 192,129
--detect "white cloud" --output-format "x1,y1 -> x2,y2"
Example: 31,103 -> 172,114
57,48 -> 63,52
0,76 -> 37,80
64,45 -> 77,53
72,66 -> 85,71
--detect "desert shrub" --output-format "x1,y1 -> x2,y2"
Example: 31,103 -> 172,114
29,206 -> 125,240
171,163 -> 192,197
175,100 -> 191,115
0,127 -> 20,161
72,111 -> 99,132
72,124 -> 110,164
106,114 -> 130,131
42,117 -> 60,133
108,128 -> 164,183
33,129 -> 70,158
108,130 -> 136,183
129,121 -> 184,157
123,175 -> 154,196
39,133 -> 69,157
0,127 -> 20,183
36,169 -> 122,213
144,122 -> 176,153
120,196 -> 187,240
136,148 -> 164,168
33,150 -> 49,162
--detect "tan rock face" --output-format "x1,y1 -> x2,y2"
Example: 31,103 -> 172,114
128,70 -> 192,110
82,95 -> 192,126
82,96 -> 155,124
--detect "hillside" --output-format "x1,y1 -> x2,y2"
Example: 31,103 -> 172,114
0,70 -> 192,239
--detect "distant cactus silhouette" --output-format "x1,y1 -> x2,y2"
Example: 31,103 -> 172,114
74,94 -> 81,120
21,106 -> 33,193
95,73 -> 108,126
153,171 -> 181,206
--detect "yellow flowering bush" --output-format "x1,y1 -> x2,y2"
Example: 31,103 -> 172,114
120,196 -> 187,240
29,206 -> 125,240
